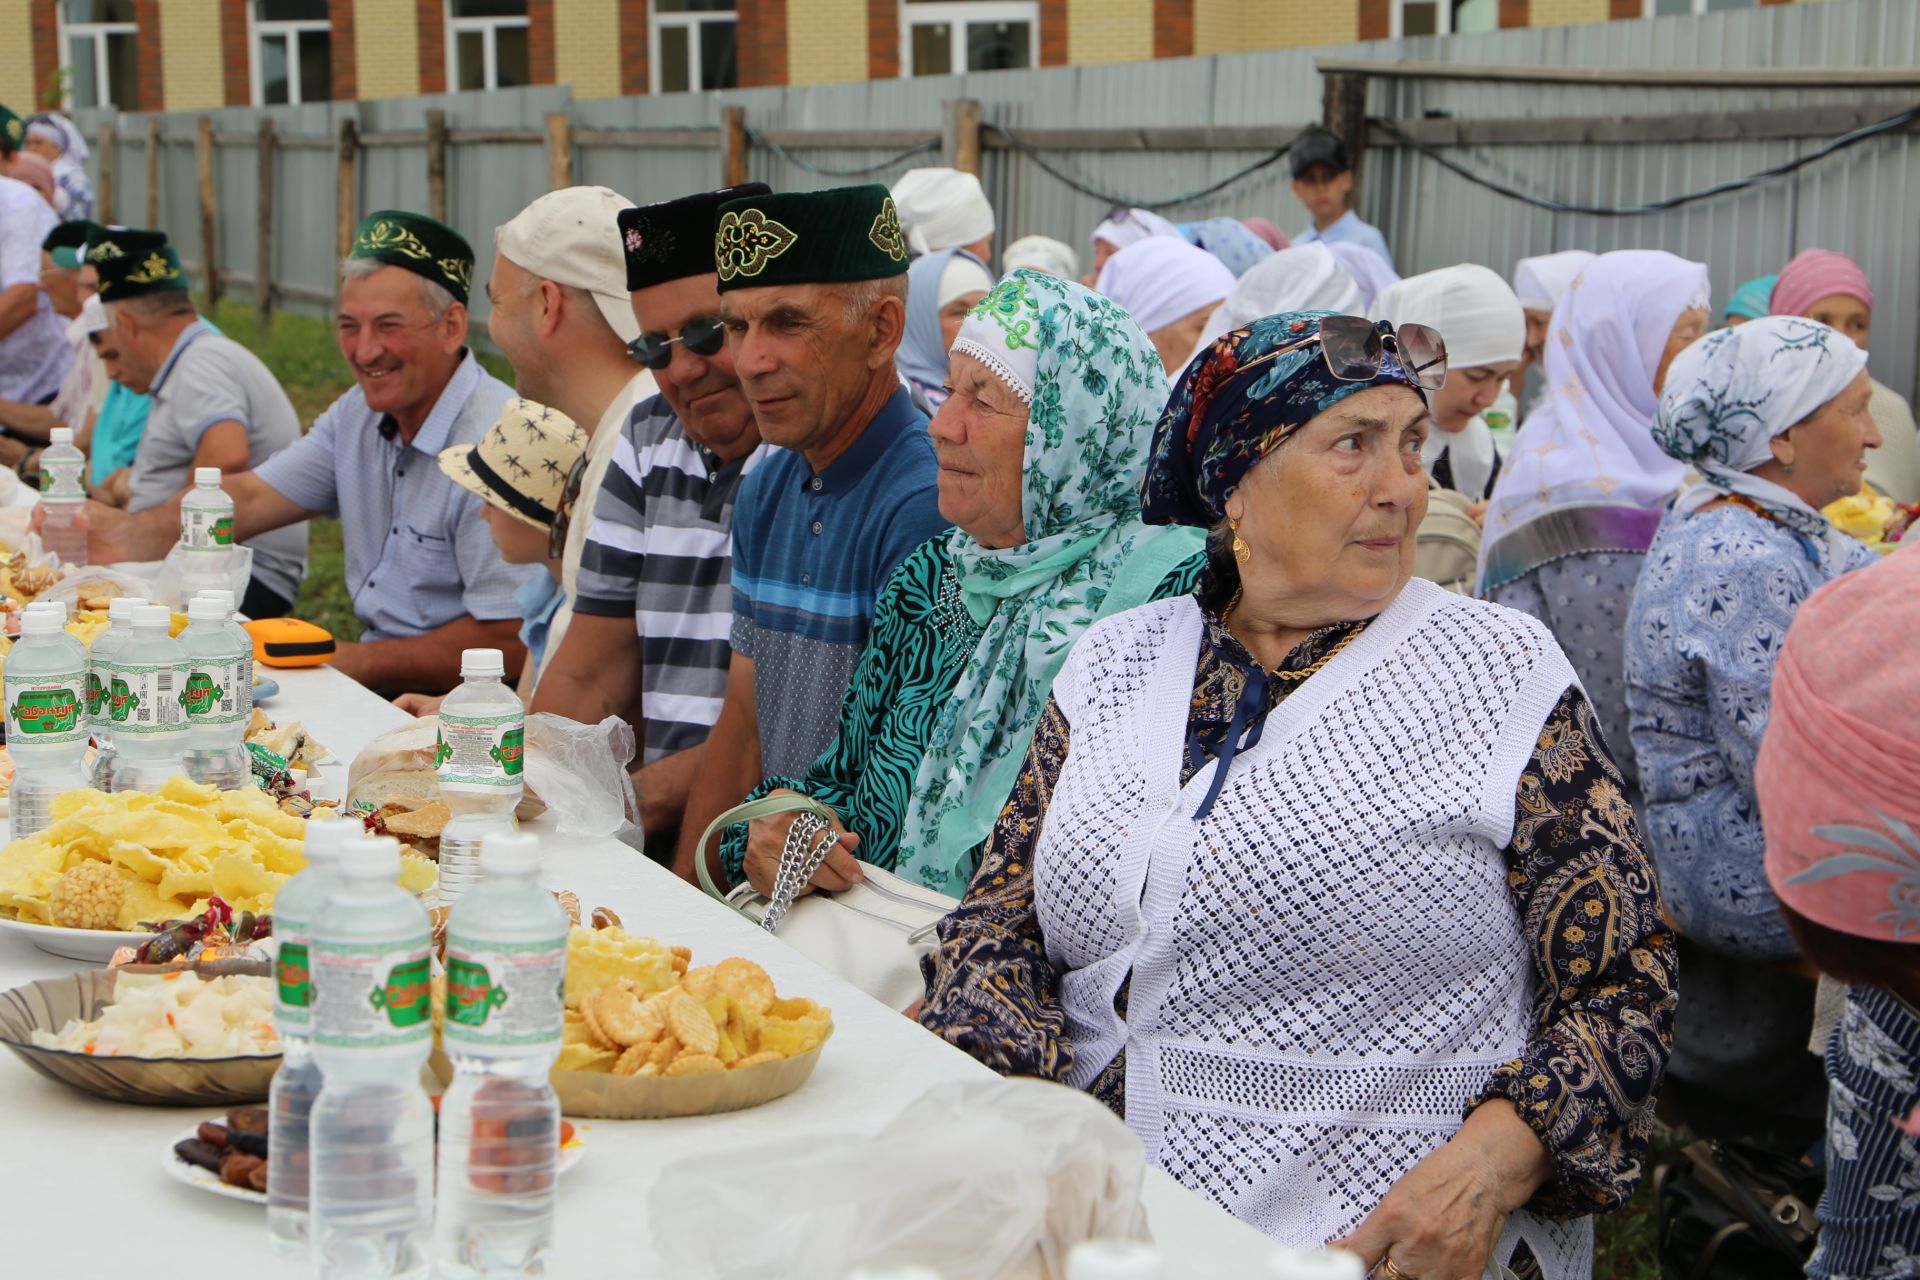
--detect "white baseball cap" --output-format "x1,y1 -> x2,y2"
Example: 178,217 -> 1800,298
494,186 -> 639,344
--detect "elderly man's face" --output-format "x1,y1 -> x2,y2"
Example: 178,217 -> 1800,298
337,265 -> 467,419
1227,384 -> 1430,627
720,280 -> 901,453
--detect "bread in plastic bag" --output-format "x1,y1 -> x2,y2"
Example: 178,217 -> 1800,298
650,1078 -> 1152,1280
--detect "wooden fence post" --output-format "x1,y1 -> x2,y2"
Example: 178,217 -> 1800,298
942,99 -> 982,176
144,117 -> 160,226
427,110 -> 449,224
546,111 -> 573,190
97,121 -> 114,224
722,106 -> 748,187
336,118 -> 359,309
1322,71 -> 1369,198
255,117 -> 276,331
196,117 -> 220,311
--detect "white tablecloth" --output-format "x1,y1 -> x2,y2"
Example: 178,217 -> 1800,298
0,664 -> 1276,1276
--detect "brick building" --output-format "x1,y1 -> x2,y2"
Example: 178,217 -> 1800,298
1,0 -> 1817,113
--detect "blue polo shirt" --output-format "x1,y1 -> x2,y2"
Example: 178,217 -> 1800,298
729,388 -> 950,779
1294,209 -> 1396,271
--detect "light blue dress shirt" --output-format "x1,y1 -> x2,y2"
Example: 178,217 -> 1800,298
1293,210 -> 1396,272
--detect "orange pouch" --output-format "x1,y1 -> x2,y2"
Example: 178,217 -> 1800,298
244,618 -> 336,668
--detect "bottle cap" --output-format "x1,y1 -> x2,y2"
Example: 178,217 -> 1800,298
108,596 -> 147,621
193,589 -> 236,610
194,467 -> 222,486
187,596 -> 227,623
49,427 -> 72,445
338,835 -> 403,879
301,816 -> 357,868
25,600 -> 66,618
133,605 -> 172,629
478,830 -> 539,876
19,610 -> 63,636
1065,1241 -> 1162,1280
459,648 -> 506,678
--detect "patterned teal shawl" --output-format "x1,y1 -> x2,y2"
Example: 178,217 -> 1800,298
893,271 -> 1205,895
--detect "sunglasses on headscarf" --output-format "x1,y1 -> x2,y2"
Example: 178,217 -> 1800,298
1235,315 -> 1449,391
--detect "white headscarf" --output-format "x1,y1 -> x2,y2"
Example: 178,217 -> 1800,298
1372,265 -> 1526,502
1094,237 -> 1235,335
1326,241 -> 1400,309
1512,250 -> 1596,313
891,167 -> 995,257
1655,315 -> 1867,558
1183,243 -> 1363,371
1482,250 -> 1710,559
1001,235 -> 1078,280
1092,208 -> 1179,253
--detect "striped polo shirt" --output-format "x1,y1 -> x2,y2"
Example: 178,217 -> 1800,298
573,394 -> 768,765
729,388 -> 951,779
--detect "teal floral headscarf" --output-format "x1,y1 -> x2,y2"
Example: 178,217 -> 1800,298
893,270 -> 1205,895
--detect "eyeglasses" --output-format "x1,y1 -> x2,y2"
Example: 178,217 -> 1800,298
549,452 -> 589,560
1232,315 -> 1448,392
627,316 -> 727,371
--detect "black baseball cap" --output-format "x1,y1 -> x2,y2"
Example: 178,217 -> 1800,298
1290,127 -> 1350,180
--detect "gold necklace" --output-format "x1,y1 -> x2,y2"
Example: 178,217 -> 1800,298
1221,589 -> 1364,683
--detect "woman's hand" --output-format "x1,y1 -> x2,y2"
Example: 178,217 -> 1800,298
1331,1100 -> 1551,1280
393,692 -> 445,717
742,789 -> 864,897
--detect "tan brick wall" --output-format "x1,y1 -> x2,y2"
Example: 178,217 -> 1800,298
1194,0 -> 1360,51
355,0 -> 421,99
159,0 -> 226,110
788,0 -> 867,86
1068,0 -> 1153,65
554,0 -> 621,98
1528,0 -> 1610,24
0,0 -> 33,108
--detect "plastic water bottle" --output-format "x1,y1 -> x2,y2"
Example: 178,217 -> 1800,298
180,595 -> 254,789
433,831 -> 569,1277
5,607 -> 91,836
108,604 -> 190,793
435,648 -> 525,905
193,588 -> 256,693
309,835 -> 435,1280
268,817 -> 359,1258
38,426 -> 88,566
1066,1242 -> 1163,1280
86,596 -> 147,791
180,466 -> 234,602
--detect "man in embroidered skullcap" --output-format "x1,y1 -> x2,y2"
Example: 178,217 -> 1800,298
0,101 -> 69,407
534,184 -> 773,861
677,182 -> 951,885
890,167 -> 995,261
0,220 -> 108,459
86,210 -> 531,695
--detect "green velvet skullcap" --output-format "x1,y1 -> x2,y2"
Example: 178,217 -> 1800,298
91,228 -> 189,301
714,183 -> 909,293
43,220 -> 102,269
349,209 -> 475,304
0,104 -> 22,152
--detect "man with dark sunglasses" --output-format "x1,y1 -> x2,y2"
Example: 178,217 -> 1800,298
532,184 -> 773,860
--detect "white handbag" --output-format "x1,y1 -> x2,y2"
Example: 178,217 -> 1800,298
696,793 -> 960,1010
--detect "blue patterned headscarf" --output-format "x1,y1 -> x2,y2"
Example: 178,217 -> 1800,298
1141,310 -> 1426,529
1177,217 -> 1276,279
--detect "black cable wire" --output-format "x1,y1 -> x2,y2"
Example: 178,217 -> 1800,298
745,126 -> 940,178
1371,102 -> 1920,216
986,124 -> 1293,210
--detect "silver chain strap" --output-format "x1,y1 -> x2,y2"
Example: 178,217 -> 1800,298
761,811 -> 835,933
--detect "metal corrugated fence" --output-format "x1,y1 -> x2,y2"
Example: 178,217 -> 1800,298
69,0 -> 1920,396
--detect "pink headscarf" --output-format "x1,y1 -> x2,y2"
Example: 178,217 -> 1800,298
1770,248 -> 1874,318
1758,543 -> 1920,943
8,152 -> 54,205
1240,217 -> 1290,252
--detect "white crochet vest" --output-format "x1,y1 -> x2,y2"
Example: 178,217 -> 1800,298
1034,579 -> 1593,1279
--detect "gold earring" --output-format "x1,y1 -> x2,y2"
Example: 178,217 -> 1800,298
1229,515 -> 1251,564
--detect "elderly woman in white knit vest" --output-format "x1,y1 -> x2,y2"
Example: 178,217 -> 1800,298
920,311 -> 1678,1280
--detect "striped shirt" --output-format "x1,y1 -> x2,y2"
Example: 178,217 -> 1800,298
728,389 -> 951,779
573,393 -> 767,765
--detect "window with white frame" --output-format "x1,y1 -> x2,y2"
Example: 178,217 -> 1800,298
1645,0 -> 1754,13
447,0 -> 530,93
1390,0 -> 1500,37
253,0 -> 332,105
901,1 -> 1036,78
60,0 -> 138,111
652,0 -> 738,94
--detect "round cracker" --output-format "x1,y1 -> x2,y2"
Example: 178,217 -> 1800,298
732,1051 -> 783,1070
715,957 -> 776,1014
666,990 -> 720,1056
646,1035 -> 680,1068
663,1052 -> 725,1078
580,992 -> 620,1051
679,967 -> 719,1000
613,1042 -> 651,1076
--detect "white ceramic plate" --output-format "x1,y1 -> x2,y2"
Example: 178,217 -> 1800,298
0,914 -> 152,962
163,1121 -> 588,1205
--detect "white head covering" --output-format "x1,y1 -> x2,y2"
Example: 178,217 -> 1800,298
80,294 -> 108,336
1092,208 -> 1179,253
1001,235 -> 1079,280
1512,250 -> 1597,313
1482,250 -> 1712,557
891,167 -> 996,257
936,253 -> 995,308
1182,243 -> 1363,372
1325,241 -> 1400,309
1094,238 -> 1235,335
1655,315 -> 1868,558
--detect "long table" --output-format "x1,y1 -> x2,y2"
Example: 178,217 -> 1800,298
0,664 -> 1277,1276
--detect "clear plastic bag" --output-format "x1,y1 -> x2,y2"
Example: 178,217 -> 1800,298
35,564 -> 164,611
650,1078 -> 1152,1280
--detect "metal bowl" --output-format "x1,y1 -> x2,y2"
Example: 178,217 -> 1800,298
0,968 -> 281,1106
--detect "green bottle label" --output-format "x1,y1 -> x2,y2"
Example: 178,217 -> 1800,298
276,942 -> 312,1010
445,955 -> 508,1028
369,956 -> 434,1028
11,686 -> 81,735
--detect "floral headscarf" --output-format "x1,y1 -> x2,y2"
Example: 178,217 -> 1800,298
1141,310 -> 1425,530
894,270 -> 1205,894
